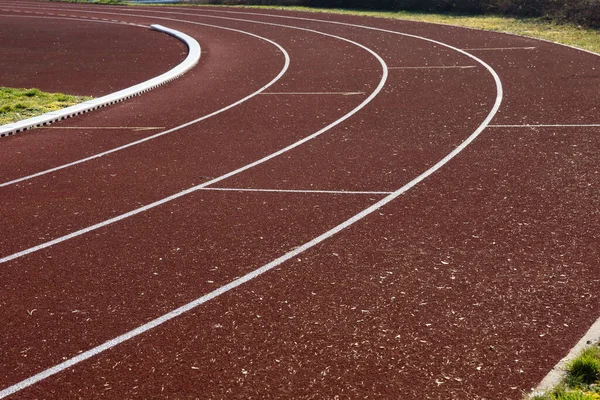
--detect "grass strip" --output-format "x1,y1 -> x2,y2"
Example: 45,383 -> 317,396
530,344 -> 600,400
0,87 -> 92,125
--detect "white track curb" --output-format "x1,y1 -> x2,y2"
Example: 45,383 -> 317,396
0,24 -> 200,138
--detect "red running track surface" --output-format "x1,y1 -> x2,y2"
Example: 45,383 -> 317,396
0,1 -> 599,399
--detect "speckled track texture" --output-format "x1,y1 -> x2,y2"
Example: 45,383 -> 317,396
0,1 -> 598,399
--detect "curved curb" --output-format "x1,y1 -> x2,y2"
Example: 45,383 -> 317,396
0,24 -> 200,138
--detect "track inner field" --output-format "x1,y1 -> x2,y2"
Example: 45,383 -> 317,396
1,2 -> 599,399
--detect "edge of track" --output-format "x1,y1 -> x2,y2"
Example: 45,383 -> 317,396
0,22 -> 200,138
0,5 -> 503,398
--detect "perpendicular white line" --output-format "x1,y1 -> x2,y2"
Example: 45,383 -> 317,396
388,65 -> 476,69
462,46 -> 536,51
488,124 -> 600,128
532,315 -> 600,394
199,187 -> 393,195
0,17 -> 389,264
260,91 -> 365,95
0,19 -> 291,188
43,126 -> 166,130
0,20 -> 199,138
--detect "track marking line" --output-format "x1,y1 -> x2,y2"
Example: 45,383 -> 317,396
0,14 -> 389,265
533,315 -> 600,395
260,91 -> 365,95
198,187 -> 392,195
0,8 -> 502,399
43,126 -> 166,131
489,124 -> 600,128
0,12 -> 148,28
462,46 -> 536,51
388,65 -> 476,69
0,18 -> 290,188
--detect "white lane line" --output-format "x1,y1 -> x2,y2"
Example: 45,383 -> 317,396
388,65 -> 476,69
489,124 -> 600,128
199,187 -> 392,195
462,46 -> 536,51
0,16 -> 390,397
260,91 -> 365,95
0,9 -> 502,399
0,19 -> 290,188
0,16 -> 389,264
43,126 -> 166,130
117,5 -> 600,398
0,12 -> 148,28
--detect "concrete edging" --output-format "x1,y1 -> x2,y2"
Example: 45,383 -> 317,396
0,24 -> 200,138
529,316 -> 600,396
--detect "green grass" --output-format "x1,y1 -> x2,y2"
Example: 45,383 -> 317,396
529,344 -> 600,400
164,4 -> 600,54
0,87 -> 92,125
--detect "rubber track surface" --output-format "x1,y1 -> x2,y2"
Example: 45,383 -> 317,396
0,2 -> 598,399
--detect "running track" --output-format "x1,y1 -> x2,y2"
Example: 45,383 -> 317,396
0,2 -> 599,398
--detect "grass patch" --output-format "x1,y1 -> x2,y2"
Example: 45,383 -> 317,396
529,344 -> 600,400
0,87 -> 92,125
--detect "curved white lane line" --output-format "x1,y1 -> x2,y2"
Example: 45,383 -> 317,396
0,20 -> 200,138
0,17 -> 387,264
0,16 -> 290,188
0,8 -> 502,399
0,13 -> 389,397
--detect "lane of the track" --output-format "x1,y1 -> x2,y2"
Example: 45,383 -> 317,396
170,5 -> 600,125
4,3 -> 598,399
0,3 -> 506,396
0,13 -> 383,256
0,14 -> 184,96
86,7 -> 600,399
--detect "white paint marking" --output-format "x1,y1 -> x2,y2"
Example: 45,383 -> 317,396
43,126 -> 166,130
199,187 -> 392,195
260,91 -> 365,95
151,7 -> 600,400
0,21 -> 198,137
0,20 -> 290,188
0,8 -> 503,399
489,124 -> 600,128
0,16 -> 389,266
388,65 -> 476,69
462,46 -> 536,51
